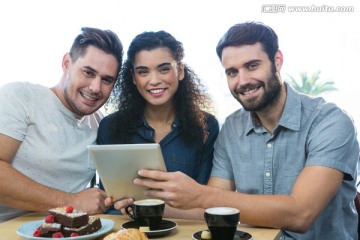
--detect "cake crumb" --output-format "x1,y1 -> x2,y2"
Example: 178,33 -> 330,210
201,230 -> 212,239
139,226 -> 150,232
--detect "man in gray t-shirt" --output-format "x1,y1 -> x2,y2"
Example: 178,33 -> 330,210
0,27 -> 123,223
113,22 -> 359,239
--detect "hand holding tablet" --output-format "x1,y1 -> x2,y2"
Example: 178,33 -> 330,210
87,144 -> 167,201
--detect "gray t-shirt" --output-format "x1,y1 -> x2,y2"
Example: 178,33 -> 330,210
0,82 -> 101,222
212,83 -> 359,239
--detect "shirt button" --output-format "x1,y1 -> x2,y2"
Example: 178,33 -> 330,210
267,143 -> 272,148
265,172 -> 271,177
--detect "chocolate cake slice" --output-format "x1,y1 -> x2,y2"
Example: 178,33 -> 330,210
39,222 -> 62,237
48,206 -> 88,228
62,216 -> 102,237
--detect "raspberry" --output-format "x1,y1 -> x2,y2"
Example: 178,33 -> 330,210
71,233 -> 79,237
52,232 -> 63,238
45,214 -> 54,223
66,205 -> 74,213
33,229 -> 41,237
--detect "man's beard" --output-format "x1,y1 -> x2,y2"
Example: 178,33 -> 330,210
232,66 -> 281,112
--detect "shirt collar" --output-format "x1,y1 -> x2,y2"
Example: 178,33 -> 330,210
140,114 -> 180,129
278,82 -> 301,131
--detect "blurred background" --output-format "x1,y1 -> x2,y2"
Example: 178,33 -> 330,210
1,0 -> 359,133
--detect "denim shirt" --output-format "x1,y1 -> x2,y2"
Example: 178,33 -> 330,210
97,111 -> 219,214
212,83 -> 359,239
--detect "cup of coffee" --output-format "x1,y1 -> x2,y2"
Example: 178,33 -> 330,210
125,199 -> 165,230
204,207 -> 240,240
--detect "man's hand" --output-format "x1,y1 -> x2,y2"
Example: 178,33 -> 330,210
70,188 -> 108,214
104,196 -> 134,216
134,170 -> 203,209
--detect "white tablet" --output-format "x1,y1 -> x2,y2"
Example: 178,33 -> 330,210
87,143 -> 167,201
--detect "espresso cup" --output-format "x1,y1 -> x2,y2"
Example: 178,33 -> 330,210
125,199 -> 165,230
204,207 -> 240,240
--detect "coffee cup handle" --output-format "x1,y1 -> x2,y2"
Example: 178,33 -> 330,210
125,205 -> 135,219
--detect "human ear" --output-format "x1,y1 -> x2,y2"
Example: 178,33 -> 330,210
274,50 -> 284,72
62,53 -> 71,71
178,64 -> 185,81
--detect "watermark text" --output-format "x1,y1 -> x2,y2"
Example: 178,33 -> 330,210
261,4 -> 354,13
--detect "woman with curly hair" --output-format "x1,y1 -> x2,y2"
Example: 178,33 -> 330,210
97,31 -> 219,209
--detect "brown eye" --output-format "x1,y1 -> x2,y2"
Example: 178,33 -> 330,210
247,63 -> 259,71
83,69 -> 95,77
102,78 -> 113,85
159,67 -> 170,73
226,70 -> 238,78
136,69 -> 148,75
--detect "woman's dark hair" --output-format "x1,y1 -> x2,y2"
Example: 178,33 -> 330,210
216,21 -> 279,64
70,27 -> 124,75
106,30 -> 211,145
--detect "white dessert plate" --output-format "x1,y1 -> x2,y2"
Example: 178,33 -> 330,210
122,219 -> 177,237
192,229 -> 253,240
17,218 -> 114,240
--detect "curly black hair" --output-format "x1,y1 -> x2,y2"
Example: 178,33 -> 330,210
105,30 -> 212,146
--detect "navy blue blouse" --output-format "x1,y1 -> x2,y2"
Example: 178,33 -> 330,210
96,111 -> 219,214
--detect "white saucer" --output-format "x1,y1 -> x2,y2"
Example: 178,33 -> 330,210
192,229 -> 253,240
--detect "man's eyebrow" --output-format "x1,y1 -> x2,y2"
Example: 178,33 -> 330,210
245,59 -> 262,66
83,66 -> 97,73
103,75 -> 116,82
224,59 -> 263,74
224,59 -> 262,71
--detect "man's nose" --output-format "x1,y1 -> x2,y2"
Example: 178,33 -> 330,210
236,69 -> 251,87
89,77 -> 102,92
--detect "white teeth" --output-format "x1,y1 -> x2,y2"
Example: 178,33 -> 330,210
243,87 -> 259,95
149,89 -> 165,94
82,93 -> 96,101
